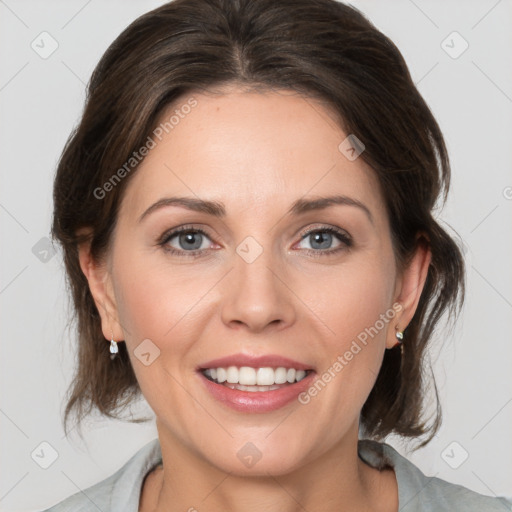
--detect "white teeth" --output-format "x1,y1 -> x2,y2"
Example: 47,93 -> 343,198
226,366 -> 238,384
216,367 -> 227,383
256,367 -> 275,386
202,366 -> 310,386
239,366 -> 257,385
275,367 -> 287,384
225,383 -> 281,392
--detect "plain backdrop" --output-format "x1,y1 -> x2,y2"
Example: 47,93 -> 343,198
1,0 -> 511,510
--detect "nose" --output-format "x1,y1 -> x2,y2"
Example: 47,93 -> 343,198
220,246 -> 296,333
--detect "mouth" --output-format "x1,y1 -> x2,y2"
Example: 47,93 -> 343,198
196,354 -> 316,413
200,366 -> 313,392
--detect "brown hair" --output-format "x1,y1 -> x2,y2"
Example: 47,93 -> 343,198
52,0 -> 464,447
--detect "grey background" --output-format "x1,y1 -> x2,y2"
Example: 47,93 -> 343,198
1,0 -> 511,510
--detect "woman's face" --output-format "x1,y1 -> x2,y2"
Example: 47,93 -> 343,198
93,86 -> 420,475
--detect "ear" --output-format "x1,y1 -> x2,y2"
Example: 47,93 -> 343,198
77,231 -> 124,344
386,236 -> 432,349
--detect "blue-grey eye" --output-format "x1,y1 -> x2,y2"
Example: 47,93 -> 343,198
165,230 -> 211,251
301,230 -> 340,250
181,232 -> 203,250
298,229 -> 347,251
309,231 -> 334,250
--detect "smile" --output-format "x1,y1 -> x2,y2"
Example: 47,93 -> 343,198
197,354 -> 316,412
202,366 -> 311,391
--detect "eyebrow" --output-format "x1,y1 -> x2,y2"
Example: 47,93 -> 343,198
138,194 -> 374,224
289,195 -> 373,224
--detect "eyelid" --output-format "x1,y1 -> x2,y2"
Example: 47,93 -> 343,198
157,224 -> 215,251
296,223 -> 351,240
158,224 -> 209,243
293,224 -> 352,254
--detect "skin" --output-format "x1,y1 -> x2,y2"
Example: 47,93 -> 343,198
79,85 -> 431,512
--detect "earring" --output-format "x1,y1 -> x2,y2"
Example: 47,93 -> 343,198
110,334 -> 118,360
395,328 -> 404,355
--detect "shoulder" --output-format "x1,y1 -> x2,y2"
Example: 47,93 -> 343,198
39,438 -> 162,512
358,439 -> 512,512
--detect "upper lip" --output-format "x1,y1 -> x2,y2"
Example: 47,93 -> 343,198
198,353 -> 314,371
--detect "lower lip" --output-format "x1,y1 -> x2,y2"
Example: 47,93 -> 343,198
198,371 -> 316,413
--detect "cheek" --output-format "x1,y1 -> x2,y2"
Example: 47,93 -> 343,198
308,257 -> 396,402
111,250 -> 215,353
314,257 -> 396,341
111,255 -> 201,405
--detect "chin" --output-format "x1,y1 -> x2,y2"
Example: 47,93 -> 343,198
196,434 -> 311,477
209,450 -> 305,477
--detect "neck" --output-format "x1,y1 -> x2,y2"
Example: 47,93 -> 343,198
140,424 -> 397,512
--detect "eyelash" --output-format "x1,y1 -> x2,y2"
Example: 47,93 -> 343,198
157,224 -> 352,258
299,226 -> 353,258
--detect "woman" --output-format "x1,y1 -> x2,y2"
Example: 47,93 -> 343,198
43,0 -> 511,510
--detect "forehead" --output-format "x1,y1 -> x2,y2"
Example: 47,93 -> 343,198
119,87 -> 386,223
